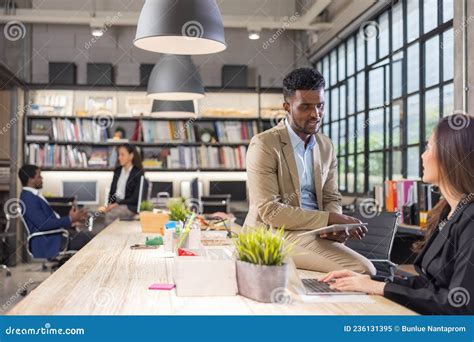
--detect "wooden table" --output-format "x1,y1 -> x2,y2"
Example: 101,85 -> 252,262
9,220 -> 416,315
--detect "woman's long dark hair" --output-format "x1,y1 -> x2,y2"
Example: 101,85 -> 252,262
117,143 -> 143,170
413,114 -> 474,252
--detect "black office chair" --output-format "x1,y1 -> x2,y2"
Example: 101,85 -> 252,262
345,210 -> 401,277
0,215 -> 14,277
200,195 -> 231,214
341,197 -> 357,215
19,208 -> 75,273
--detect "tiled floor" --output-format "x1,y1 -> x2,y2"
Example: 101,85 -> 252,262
0,262 -> 51,314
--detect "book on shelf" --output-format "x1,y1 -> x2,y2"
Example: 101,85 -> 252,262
214,121 -> 257,142
141,145 -> 247,169
108,147 -> 118,167
106,138 -> 129,143
30,117 -> 258,145
27,144 -> 88,168
26,143 -> 121,169
198,145 -> 246,169
26,142 -> 247,171
26,135 -> 49,142
141,120 -> 193,143
51,118 -> 109,142
29,91 -> 74,116
383,180 -> 441,225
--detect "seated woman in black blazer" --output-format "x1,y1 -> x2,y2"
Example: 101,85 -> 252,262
321,114 -> 474,315
100,144 -> 145,225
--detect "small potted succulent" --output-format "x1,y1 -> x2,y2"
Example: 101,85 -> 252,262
234,226 -> 294,303
167,198 -> 190,223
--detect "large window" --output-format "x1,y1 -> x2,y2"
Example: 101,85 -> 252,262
316,0 -> 453,194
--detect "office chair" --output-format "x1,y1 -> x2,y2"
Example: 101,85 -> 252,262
200,195 -> 231,214
341,196 -> 357,215
345,210 -> 401,277
0,214 -> 14,277
19,208 -> 75,273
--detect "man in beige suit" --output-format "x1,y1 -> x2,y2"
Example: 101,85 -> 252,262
244,68 -> 375,275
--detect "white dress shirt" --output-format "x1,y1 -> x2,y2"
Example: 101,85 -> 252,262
23,186 -> 61,218
115,166 -> 132,200
284,119 -> 318,210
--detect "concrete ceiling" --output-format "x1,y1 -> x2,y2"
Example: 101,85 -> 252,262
0,0 -> 382,56
0,0 -> 335,31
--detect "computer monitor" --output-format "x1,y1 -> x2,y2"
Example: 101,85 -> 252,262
191,177 -> 200,200
62,181 -> 99,205
150,181 -> 173,198
209,181 -> 247,201
180,180 -> 203,199
137,176 -> 150,213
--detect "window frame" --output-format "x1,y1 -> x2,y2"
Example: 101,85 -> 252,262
316,0 -> 453,196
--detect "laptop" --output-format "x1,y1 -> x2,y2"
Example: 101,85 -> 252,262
299,278 -> 364,295
287,259 -> 365,296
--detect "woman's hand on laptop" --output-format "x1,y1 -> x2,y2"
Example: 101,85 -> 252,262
320,269 -> 364,282
320,269 -> 385,295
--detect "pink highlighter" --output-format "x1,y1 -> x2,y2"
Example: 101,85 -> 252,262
148,283 -> 175,290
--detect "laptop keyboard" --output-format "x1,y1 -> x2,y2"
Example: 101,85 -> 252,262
302,278 -> 339,293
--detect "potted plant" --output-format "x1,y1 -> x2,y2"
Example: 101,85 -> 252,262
139,200 -> 168,235
167,198 -> 189,222
234,226 -> 294,303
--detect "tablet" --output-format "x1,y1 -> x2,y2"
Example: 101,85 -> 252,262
297,223 -> 368,237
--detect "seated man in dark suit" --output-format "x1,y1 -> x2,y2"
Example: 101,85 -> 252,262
18,164 -> 92,259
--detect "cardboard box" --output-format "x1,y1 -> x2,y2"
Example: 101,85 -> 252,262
139,212 -> 168,234
173,249 -> 237,297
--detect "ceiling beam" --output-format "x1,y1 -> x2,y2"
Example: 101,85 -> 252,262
301,0 -> 332,24
0,9 -> 332,31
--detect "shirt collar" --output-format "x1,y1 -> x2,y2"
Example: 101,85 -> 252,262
284,118 -> 316,150
121,165 -> 132,175
23,187 -> 40,196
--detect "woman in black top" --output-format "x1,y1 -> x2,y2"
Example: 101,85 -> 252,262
321,114 -> 474,315
100,144 -> 145,224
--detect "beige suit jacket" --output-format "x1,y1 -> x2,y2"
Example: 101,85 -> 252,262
244,120 -> 342,231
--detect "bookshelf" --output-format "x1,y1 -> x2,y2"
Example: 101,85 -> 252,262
23,86 -> 284,172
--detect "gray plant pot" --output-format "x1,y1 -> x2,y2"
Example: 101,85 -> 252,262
236,260 -> 289,303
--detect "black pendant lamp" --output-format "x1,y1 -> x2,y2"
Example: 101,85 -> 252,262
151,100 -> 195,115
134,0 -> 227,55
147,54 -> 205,100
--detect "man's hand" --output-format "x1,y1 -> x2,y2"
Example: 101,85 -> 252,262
319,231 -> 349,242
69,207 -> 88,223
323,212 -> 368,240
